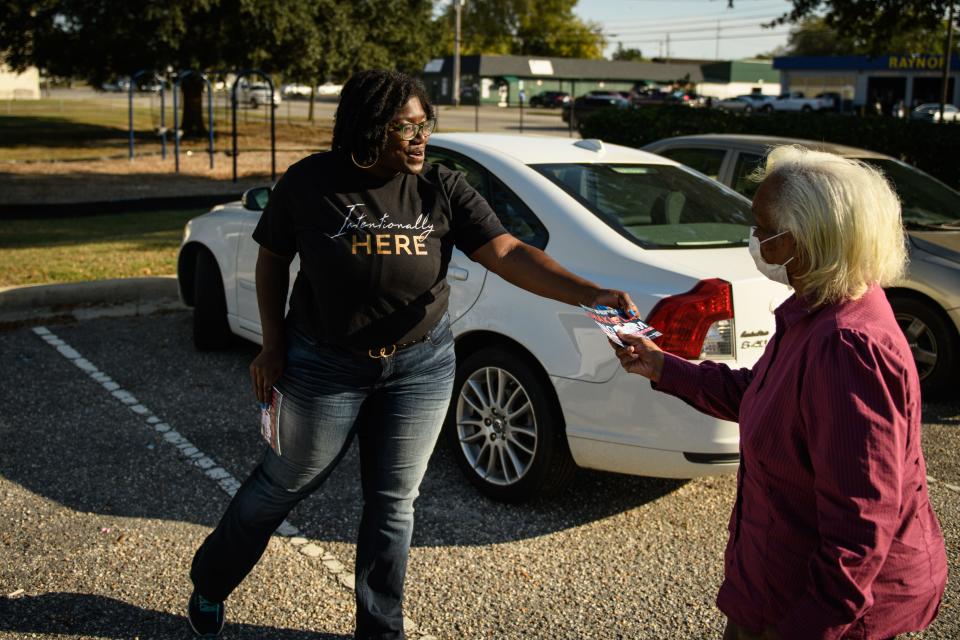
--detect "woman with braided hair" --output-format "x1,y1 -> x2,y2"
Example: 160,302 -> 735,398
186,69 -> 637,639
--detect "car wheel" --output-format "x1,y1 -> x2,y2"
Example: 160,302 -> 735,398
744,105 -> 753,114
193,250 -> 232,350
801,105 -> 812,113
446,346 -> 576,503
250,97 -> 259,109
762,104 -> 773,113
888,293 -> 958,398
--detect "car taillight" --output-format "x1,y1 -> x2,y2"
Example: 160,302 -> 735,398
645,279 -> 735,360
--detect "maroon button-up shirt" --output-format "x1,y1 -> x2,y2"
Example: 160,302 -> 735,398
655,286 -> 947,639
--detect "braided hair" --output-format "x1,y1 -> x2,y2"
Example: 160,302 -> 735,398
332,69 -> 435,166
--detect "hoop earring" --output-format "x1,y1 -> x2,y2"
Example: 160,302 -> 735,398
351,151 -> 378,169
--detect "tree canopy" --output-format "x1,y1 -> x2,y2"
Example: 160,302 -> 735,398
762,0 -> 956,55
778,15 -> 951,57
435,0 -> 606,59
0,0 -> 436,85
611,44 -> 644,62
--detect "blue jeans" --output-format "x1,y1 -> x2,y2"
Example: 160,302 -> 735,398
190,313 -> 456,640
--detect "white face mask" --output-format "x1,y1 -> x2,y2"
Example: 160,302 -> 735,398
749,227 -> 794,286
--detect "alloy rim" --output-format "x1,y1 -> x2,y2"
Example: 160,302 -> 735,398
456,366 -> 538,486
895,312 -> 938,380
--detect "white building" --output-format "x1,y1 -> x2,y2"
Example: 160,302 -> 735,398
0,64 -> 41,99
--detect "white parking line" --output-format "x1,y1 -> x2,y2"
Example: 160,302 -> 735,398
32,325 -> 434,639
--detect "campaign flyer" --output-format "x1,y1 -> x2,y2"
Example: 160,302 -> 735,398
260,387 -> 282,455
580,304 -> 663,347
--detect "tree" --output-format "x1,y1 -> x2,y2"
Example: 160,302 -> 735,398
758,1 -> 957,55
611,43 -> 644,61
435,0 -> 606,59
0,0 -> 435,136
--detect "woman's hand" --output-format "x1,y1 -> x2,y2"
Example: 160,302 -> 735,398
250,346 -> 285,404
588,288 -> 639,318
613,333 -> 665,383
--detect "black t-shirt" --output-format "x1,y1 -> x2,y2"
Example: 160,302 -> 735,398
252,151 -> 507,349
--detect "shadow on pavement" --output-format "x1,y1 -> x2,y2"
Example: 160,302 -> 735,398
0,315 -> 691,550
0,592 -> 351,639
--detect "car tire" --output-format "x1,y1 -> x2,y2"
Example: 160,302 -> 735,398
762,104 -> 773,113
193,250 -> 232,350
801,105 -> 812,113
744,105 -> 753,114
445,346 -> 576,503
888,293 -> 958,398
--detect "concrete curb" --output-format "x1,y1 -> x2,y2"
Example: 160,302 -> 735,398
0,276 -> 186,326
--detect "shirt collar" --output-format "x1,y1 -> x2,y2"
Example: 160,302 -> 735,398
774,291 -> 817,329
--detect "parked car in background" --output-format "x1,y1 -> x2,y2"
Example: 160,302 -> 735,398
529,90 -> 570,108
316,82 -> 343,97
629,88 -> 672,106
178,133 -> 793,502
667,90 -> 709,108
99,78 -> 131,92
643,133 -> 960,396
561,94 -> 631,127
910,103 -> 960,122
236,81 -> 281,108
714,94 -> 776,113
281,83 -> 313,99
771,91 -> 834,112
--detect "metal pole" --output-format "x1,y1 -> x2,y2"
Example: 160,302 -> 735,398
128,76 -> 135,160
160,81 -> 167,160
173,77 -> 180,174
232,78 -> 238,183
270,91 -> 276,181
569,80 -> 575,137
519,92 -> 524,134
454,0 -> 462,107
207,75 -> 215,169
940,1 -> 955,123
474,84 -> 479,131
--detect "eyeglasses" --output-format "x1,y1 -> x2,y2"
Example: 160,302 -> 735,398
388,117 -> 437,141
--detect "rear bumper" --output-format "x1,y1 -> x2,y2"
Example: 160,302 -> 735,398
554,367 -> 741,479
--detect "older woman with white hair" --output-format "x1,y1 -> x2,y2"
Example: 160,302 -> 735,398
615,146 -> 947,640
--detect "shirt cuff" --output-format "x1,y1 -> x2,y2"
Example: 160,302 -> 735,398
651,352 -> 702,398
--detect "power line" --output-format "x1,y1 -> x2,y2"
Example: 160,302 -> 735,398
608,18 -> 785,37
597,8 -> 786,28
617,29 -> 791,45
599,11 -> 785,30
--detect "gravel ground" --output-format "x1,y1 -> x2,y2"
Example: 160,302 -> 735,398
1,311 -> 957,639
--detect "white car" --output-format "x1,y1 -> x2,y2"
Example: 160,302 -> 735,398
714,94 -> 776,114
771,91 -> 833,112
177,134 -> 790,502
236,81 -> 281,108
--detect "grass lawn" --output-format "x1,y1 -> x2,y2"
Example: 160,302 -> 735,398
0,209 -> 203,287
1,97 -> 331,162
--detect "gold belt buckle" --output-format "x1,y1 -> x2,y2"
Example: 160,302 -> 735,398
368,344 -> 398,359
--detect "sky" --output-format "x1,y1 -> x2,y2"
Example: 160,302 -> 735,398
572,0 -> 795,61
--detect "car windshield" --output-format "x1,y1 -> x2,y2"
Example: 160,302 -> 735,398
533,163 -> 753,249
861,159 -> 960,225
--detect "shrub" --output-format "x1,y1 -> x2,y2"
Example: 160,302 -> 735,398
580,106 -> 960,190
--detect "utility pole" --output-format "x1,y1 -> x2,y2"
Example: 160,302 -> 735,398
940,1 -> 955,123
454,0 -> 463,107
666,33 -> 671,64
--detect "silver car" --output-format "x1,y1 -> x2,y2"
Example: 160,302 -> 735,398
643,134 -> 960,397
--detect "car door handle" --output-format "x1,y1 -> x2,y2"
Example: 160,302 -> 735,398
448,267 -> 469,281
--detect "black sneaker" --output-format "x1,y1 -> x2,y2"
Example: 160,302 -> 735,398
187,590 -> 225,637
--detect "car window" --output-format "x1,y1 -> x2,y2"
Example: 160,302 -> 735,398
731,152 -> 765,200
658,148 -> 726,181
533,163 -> 752,249
863,158 -> 960,224
426,148 -> 549,249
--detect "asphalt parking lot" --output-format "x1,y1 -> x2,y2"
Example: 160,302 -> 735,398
1,309 -> 957,639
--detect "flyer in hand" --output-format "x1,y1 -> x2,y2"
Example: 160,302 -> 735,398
260,388 -> 282,456
580,304 -> 663,347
